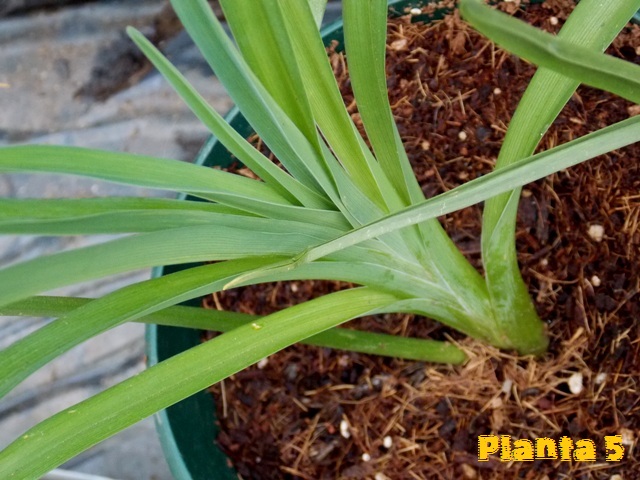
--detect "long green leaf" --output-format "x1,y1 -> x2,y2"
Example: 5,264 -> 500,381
0,288 -> 399,478
0,219 -> 345,309
0,145 -> 278,203
215,0 -> 406,231
219,1 -> 319,151
1,296 -> 466,364
169,0 -> 339,200
285,0 -> 436,272
0,145 -> 347,227
343,0 -> 418,205
460,0 -> 640,104
468,0 -> 640,350
0,258 -> 274,399
0,197 -> 249,234
0,251 -> 465,401
342,0 -> 491,314
0,145 -> 349,227
278,0 -> 400,210
269,116 -> 640,266
126,27 -> 332,211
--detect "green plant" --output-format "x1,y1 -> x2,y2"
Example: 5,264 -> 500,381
0,0 -> 639,476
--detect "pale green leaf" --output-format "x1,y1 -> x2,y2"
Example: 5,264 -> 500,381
0,145 -> 348,227
218,1 -> 319,151
469,0 -> 640,350
284,116 -> 640,264
0,218 -> 346,309
0,197 -> 248,234
342,0 -> 490,312
0,254 -> 464,399
126,27 -> 332,211
308,0 -> 327,28
169,0 -> 339,199
0,258 -> 273,399
0,288 -> 399,478
343,0 -> 418,205
2,295 -> 466,364
278,0 -> 397,209
460,0 -> 640,104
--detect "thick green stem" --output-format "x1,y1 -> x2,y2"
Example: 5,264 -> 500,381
479,0 -> 640,354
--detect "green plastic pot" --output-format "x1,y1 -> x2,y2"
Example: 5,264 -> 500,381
146,0 -> 635,478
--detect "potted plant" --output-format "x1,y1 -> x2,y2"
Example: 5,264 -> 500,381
0,0 -> 639,477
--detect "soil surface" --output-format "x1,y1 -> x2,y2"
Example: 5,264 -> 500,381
203,2 -> 640,478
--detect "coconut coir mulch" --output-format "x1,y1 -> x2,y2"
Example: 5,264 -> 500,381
201,2 -> 640,478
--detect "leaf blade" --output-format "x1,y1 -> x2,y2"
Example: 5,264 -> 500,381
463,0 -> 640,349
0,218 -> 345,309
0,258 -> 274,399
292,116 -> 640,264
1,295 -> 465,364
169,0 -> 339,199
0,197 -> 248,234
0,145 -> 349,227
127,27 -> 332,211
0,288 -> 399,478
460,0 -> 640,104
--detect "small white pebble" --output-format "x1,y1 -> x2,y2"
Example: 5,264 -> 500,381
382,436 -> 393,449
255,456 -> 262,464
620,428 -> 635,446
550,16 -> 559,26
290,283 -> 298,293
375,473 -> 391,480
458,130 -> 468,141
340,419 -> 351,439
540,258 -> 548,267
410,7 -> 422,15
257,358 -> 269,369
337,355 -> 350,367
610,475 -> 623,480
390,38 -> 408,51
595,372 -> 607,385
493,87 -> 502,95
568,372 -> 584,395
587,224 -> 605,242
501,378 -> 513,394
362,453 -> 371,462
421,140 -> 431,151
461,463 -> 478,479
591,275 -> 601,287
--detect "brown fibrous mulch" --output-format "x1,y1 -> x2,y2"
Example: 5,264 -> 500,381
202,2 -> 640,478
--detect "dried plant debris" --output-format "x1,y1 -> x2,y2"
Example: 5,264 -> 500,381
203,3 -> 639,479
